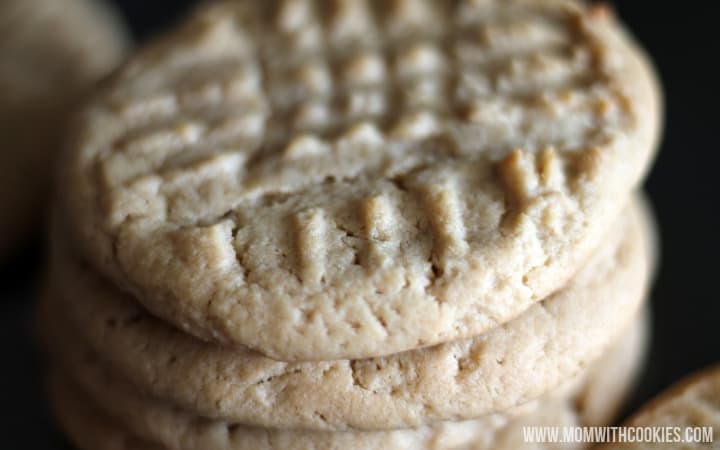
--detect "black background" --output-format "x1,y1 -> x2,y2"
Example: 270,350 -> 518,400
1,1 -> 718,448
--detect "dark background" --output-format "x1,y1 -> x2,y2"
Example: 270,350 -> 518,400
2,1 -> 718,448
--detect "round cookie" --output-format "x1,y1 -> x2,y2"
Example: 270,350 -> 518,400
50,372 -> 574,450
598,365 -> 720,450
41,198 -> 650,430
57,0 -> 661,360
47,310 -> 648,450
49,372 -> 576,450
0,0 -> 128,257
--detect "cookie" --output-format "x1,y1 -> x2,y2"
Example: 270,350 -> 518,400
41,197 -> 651,430
57,0 -> 661,360
49,371 -> 575,450
0,0 -> 128,257
47,310 -> 647,450
598,365 -> 720,450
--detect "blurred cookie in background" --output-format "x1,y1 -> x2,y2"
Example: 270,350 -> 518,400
0,0 -> 129,259
597,365 -> 720,450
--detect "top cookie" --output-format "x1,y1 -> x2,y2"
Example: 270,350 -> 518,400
59,0 -> 660,360
0,0 -> 128,257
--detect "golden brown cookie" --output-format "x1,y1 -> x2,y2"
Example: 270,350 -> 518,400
41,197 -> 650,430
57,0 -> 661,360
47,308 -> 648,450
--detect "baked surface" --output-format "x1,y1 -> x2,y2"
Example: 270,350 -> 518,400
49,372 -> 574,450
42,197 -> 650,430
47,308 -> 648,450
57,0 -> 661,360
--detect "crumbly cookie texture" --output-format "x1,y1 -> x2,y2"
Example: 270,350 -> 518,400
597,366 -> 720,450
0,0 -> 128,257
42,198 -> 649,430
47,309 -> 647,450
59,0 -> 660,360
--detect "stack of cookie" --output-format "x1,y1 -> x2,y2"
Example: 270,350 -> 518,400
39,1 -> 662,449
